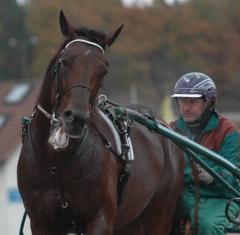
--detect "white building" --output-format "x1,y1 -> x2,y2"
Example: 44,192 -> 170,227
0,80 -> 41,235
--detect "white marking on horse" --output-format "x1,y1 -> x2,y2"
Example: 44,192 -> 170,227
85,49 -> 91,56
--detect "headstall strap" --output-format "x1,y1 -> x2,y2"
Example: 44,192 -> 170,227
52,39 -> 101,116
64,39 -> 105,55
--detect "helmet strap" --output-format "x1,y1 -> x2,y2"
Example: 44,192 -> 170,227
187,100 -> 215,137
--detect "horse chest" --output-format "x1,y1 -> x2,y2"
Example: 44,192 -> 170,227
27,162 -> 96,193
20,158 -> 101,228
23,151 -> 99,198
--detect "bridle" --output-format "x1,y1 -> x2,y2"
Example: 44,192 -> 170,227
37,38 -> 105,126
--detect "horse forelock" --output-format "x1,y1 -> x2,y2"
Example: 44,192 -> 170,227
75,27 -> 107,49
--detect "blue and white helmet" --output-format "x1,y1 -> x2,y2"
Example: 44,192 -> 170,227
171,72 -> 217,102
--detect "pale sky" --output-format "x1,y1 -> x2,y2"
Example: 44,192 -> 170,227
16,0 -> 28,5
122,0 -> 189,7
122,0 -> 154,8
164,0 -> 189,4
16,0 -> 189,7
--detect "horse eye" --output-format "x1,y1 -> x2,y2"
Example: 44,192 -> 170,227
61,59 -> 68,67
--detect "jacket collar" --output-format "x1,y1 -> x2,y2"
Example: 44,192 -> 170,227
175,111 -> 219,135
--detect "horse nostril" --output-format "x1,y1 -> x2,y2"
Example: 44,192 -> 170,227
63,109 -> 90,127
63,110 -> 74,122
62,109 -> 89,137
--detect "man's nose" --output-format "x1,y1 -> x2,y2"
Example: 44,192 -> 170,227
181,102 -> 191,110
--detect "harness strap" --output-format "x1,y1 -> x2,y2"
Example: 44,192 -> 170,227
92,102 -> 133,205
190,159 -> 200,235
93,124 -> 131,205
94,125 -> 122,158
117,161 -> 131,205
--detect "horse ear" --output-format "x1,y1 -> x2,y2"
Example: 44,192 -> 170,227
59,10 -> 74,37
104,24 -> 124,48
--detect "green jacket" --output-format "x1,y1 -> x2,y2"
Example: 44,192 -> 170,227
170,111 -> 240,198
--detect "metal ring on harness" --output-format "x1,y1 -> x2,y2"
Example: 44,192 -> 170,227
62,201 -> 69,209
105,142 -> 111,149
97,94 -> 107,105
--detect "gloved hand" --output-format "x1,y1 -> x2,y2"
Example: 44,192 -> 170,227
196,164 -> 214,185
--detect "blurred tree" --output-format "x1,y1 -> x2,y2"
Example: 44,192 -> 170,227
24,0 -> 124,76
0,0 -> 28,79
23,0 -> 240,111
153,0 -> 168,8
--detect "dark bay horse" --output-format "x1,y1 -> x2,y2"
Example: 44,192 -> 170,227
17,10 -> 184,235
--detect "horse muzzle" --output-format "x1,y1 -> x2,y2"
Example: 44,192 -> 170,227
62,108 -> 89,138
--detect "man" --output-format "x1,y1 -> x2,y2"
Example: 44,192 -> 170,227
170,72 -> 240,235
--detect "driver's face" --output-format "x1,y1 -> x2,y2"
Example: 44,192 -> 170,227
177,97 -> 208,123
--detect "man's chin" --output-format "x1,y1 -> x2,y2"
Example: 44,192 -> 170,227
183,116 -> 196,123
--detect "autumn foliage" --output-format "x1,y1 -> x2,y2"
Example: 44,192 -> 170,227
3,0 -> 240,111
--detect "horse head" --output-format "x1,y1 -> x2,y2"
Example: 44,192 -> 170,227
47,11 -> 123,139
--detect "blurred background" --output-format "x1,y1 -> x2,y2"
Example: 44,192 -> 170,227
1,0 -> 240,234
